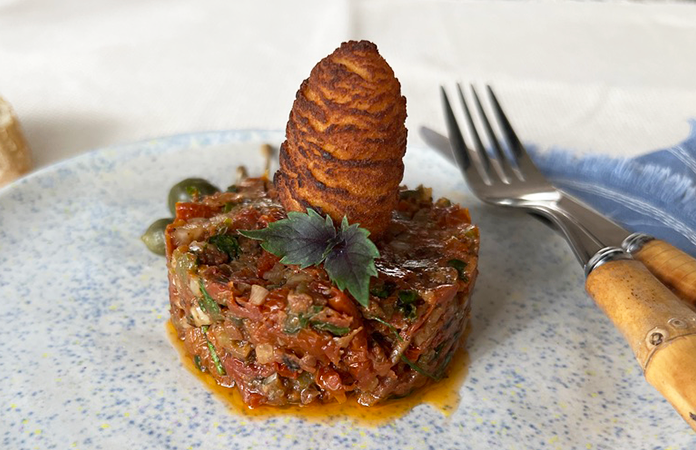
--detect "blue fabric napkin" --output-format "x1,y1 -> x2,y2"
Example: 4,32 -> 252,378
532,120 -> 696,257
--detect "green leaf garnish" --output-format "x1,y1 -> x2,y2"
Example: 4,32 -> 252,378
241,209 -> 380,307
323,217 -> 379,308
209,234 -> 240,259
310,321 -> 351,336
198,280 -> 223,321
240,209 -> 336,269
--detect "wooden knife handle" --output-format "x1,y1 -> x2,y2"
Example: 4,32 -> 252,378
586,259 -> 696,431
632,239 -> 696,307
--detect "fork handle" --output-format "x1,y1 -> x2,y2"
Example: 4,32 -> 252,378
631,239 -> 696,307
586,259 -> 696,431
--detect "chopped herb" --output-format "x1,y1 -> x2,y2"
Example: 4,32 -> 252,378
283,305 -> 322,335
447,259 -> 467,280
175,251 -> 197,282
241,209 -> 379,307
222,202 -> 235,213
283,315 -> 307,335
200,325 -> 226,376
310,321 -> 351,336
433,341 -> 445,358
400,354 -> 439,381
370,281 -> 395,299
370,287 -> 389,299
369,316 -> 403,342
206,341 -> 226,375
398,290 -> 417,303
306,305 -> 322,315
227,185 -> 239,193
208,234 -> 240,259
198,280 -> 223,321
437,349 -> 455,378
193,355 -> 204,372
397,290 -> 418,321
282,355 -> 301,371
229,316 -> 245,327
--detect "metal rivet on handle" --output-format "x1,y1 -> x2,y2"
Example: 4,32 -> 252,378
668,318 -> 687,329
649,332 -> 664,346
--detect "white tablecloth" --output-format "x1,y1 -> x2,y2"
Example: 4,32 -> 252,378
1,0 -> 696,169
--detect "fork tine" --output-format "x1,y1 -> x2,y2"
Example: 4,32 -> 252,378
469,85 -> 515,183
456,83 -> 494,180
440,87 -> 490,189
485,85 -> 544,180
457,83 -> 504,188
440,87 -> 470,169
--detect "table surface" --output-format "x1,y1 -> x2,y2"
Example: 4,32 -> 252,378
1,0 -> 696,171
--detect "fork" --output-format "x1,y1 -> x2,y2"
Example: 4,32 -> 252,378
441,83 -> 696,431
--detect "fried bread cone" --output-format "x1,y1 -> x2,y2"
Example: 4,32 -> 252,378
275,40 -> 407,238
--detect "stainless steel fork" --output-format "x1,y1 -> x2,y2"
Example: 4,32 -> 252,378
442,84 -> 643,272
441,83 -> 696,430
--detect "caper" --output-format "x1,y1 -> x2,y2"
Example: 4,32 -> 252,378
141,218 -> 174,255
167,178 -> 220,215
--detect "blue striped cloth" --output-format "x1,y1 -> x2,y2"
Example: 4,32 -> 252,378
532,120 -> 696,256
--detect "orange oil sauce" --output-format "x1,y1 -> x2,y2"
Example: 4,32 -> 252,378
166,320 -> 469,426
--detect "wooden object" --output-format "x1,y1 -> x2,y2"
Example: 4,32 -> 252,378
586,259 -> 696,431
634,239 -> 696,307
0,96 -> 32,187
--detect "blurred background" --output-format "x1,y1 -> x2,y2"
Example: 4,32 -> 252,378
1,0 -> 696,170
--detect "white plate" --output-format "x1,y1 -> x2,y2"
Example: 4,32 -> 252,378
1,130 -> 693,450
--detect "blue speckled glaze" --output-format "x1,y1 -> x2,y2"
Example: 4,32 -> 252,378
0,130 -> 694,450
